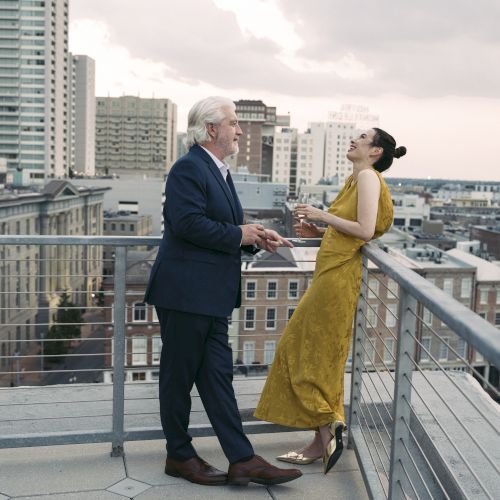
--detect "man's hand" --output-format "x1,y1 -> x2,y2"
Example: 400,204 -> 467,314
256,229 -> 294,253
240,223 -> 267,246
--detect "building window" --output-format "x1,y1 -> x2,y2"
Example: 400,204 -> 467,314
132,335 -> 147,365
243,341 -> 255,365
387,278 -> 398,297
133,302 -> 147,322
386,304 -> 397,328
443,278 -> 453,296
287,306 -> 296,321
368,278 -> 379,298
264,340 -> 276,364
479,289 -> 488,305
364,339 -> 375,364
423,307 -> 433,326
132,372 -> 146,381
244,308 -> 255,330
288,280 -> 299,299
495,312 -> 500,326
439,337 -> 449,361
267,280 -> 277,299
460,278 -> 472,299
266,308 -> 276,330
420,337 -> 432,362
366,304 -> 378,327
245,280 -> 256,300
384,338 -> 394,363
152,335 -> 161,364
456,339 -> 467,359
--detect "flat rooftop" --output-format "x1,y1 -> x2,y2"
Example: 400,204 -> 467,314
0,433 -> 366,499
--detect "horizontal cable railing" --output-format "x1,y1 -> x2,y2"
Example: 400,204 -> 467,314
0,235 -> 499,500
0,235 -> 321,456
349,244 -> 500,500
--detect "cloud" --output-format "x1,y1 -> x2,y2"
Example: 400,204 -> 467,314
69,0 -> 500,99
68,0 -> 500,181
274,0 -> 500,97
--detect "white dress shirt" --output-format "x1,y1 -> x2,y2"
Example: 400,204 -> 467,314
201,146 -> 229,181
201,146 -> 245,245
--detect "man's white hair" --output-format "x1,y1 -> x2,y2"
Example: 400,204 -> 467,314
185,96 -> 235,149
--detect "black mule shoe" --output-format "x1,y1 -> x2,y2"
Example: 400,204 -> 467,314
323,421 -> 344,474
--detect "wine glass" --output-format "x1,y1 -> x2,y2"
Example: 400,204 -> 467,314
293,193 -> 309,242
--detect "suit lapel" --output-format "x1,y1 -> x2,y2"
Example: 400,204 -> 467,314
191,145 -> 239,223
226,171 -> 243,224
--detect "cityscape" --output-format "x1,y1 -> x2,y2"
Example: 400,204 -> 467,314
0,1 -> 499,499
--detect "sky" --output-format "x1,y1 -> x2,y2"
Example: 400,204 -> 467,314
69,0 -> 500,182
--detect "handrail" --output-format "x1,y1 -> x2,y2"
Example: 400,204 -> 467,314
0,235 -> 322,247
362,243 -> 500,367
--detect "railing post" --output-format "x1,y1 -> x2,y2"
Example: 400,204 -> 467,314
348,255 -> 369,449
111,246 -> 127,457
388,288 -> 417,499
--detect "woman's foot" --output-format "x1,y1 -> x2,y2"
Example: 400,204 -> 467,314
276,431 -> 323,464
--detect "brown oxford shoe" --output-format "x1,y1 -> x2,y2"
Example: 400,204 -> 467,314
165,456 -> 227,486
227,454 -> 302,486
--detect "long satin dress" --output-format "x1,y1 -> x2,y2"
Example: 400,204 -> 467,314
254,170 -> 394,428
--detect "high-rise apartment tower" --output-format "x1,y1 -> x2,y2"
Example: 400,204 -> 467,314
95,96 -> 177,177
68,54 -> 95,176
0,0 -> 70,186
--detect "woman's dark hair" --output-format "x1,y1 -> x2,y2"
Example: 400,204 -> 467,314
371,127 -> 407,173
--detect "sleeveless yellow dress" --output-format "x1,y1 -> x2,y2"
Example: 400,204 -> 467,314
254,170 -> 394,428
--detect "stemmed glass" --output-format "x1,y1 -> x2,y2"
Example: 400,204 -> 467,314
292,193 -> 309,243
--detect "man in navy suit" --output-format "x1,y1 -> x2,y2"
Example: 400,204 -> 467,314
145,96 -> 301,487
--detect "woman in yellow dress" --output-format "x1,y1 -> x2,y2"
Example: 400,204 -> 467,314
254,128 -> 406,474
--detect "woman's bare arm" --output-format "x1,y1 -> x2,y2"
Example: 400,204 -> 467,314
294,170 -> 381,241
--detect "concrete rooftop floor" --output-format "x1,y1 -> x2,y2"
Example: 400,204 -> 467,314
0,431 -> 367,500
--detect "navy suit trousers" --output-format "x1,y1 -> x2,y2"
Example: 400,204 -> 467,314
155,307 -> 254,464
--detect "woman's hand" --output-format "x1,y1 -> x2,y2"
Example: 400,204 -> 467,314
294,204 -> 325,223
293,221 -> 322,238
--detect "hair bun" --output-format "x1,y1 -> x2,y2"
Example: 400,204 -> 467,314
394,146 -> 407,159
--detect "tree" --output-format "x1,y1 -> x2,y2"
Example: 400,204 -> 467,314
95,285 -> 105,307
44,324 -> 68,360
44,292 -> 83,362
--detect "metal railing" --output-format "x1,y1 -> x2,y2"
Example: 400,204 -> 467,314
350,245 -> 500,500
0,235 -> 499,499
0,235 -> 319,452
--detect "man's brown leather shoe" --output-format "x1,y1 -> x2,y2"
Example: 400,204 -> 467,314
227,454 -> 302,486
165,456 -> 227,486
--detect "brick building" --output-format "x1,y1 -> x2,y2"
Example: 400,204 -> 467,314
102,248 -> 161,383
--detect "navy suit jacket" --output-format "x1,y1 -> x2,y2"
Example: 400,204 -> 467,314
144,145 -> 256,317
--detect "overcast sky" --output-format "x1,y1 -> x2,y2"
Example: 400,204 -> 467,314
69,0 -> 500,181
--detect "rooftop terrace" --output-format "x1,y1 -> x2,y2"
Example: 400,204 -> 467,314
0,432 -> 366,499
0,236 -> 499,499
